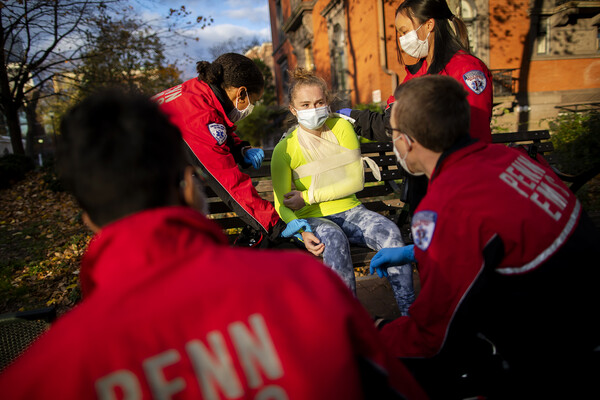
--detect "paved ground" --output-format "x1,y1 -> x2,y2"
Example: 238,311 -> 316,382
356,269 -> 420,320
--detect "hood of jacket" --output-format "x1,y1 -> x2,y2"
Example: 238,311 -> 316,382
80,206 -> 227,297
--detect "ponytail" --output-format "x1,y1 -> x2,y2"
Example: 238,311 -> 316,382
196,61 -> 225,86
450,15 -> 470,51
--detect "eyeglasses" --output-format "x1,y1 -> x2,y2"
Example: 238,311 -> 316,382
385,127 -> 416,144
385,126 -> 403,138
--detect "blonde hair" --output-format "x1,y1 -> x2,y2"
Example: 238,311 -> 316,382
287,68 -> 332,106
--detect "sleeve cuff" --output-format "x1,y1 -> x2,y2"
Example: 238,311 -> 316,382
301,191 -> 310,205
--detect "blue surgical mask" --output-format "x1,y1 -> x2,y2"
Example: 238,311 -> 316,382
294,105 -> 330,130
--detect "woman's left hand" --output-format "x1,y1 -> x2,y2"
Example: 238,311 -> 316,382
283,190 -> 305,210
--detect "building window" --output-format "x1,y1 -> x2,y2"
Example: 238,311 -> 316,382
275,0 -> 285,46
536,16 -> 549,55
461,0 -> 477,54
278,58 -> 289,103
304,45 -> 314,70
331,24 -> 348,96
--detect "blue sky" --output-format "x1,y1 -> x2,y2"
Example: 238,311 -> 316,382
134,0 -> 272,79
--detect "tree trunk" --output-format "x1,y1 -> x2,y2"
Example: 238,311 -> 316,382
6,104 -> 24,155
24,91 -> 45,158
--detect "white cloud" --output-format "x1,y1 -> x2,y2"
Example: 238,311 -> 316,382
131,0 -> 271,80
223,3 -> 270,25
165,23 -> 271,79
192,23 -> 269,55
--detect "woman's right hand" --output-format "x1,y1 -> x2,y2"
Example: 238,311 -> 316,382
302,231 -> 325,257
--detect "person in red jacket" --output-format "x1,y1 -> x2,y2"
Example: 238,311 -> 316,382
370,75 -> 600,399
152,53 -> 286,247
339,0 -> 493,213
343,0 -> 492,144
0,89 -> 427,400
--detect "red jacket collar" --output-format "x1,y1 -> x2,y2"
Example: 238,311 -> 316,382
430,138 -> 485,183
194,79 -> 236,129
80,206 -> 227,297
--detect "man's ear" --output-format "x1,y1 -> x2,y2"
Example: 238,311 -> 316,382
181,166 -> 209,214
181,166 -> 196,207
82,212 -> 100,233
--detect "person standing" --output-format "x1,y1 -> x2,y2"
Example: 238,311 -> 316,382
340,0 -> 494,213
0,89 -> 427,400
152,53 -> 285,247
344,0 -> 493,144
272,68 -> 416,316
370,75 -> 600,399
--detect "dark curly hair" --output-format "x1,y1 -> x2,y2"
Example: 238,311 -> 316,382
196,53 -> 264,96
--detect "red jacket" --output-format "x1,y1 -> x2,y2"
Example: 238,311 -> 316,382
0,207 -> 426,400
152,79 -> 280,234
351,51 -> 492,144
401,51 -> 493,143
381,141 -> 599,363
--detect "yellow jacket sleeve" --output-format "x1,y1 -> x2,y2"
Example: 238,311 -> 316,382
271,137 -> 300,223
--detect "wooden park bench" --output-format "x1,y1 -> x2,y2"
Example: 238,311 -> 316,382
206,129 -> 598,271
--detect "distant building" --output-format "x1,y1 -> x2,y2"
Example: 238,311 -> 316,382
245,42 -> 276,81
268,0 -> 600,131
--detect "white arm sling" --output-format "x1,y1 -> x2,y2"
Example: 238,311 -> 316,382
292,126 -> 381,205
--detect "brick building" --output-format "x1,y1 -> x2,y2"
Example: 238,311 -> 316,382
268,0 -> 600,131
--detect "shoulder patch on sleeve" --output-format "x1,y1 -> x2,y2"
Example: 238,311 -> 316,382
208,123 -> 227,145
411,210 -> 437,251
463,70 -> 487,95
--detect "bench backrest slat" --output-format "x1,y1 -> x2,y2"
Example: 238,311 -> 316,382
491,130 -> 550,143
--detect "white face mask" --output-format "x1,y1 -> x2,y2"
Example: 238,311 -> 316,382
294,105 -> 330,130
393,134 -> 425,176
398,24 -> 430,59
228,96 -> 254,123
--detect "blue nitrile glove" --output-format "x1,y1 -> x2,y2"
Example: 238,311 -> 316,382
336,108 -> 352,117
280,219 -> 312,241
243,148 -> 264,169
370,245 -> 416,278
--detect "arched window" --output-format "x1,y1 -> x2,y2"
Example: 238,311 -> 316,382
331,24 -> 348,97
461,0 -> 477,54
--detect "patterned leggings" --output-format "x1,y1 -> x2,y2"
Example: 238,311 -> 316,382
306,204 -> 415,315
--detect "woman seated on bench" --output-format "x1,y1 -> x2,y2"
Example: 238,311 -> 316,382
272,68 -> 415,315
